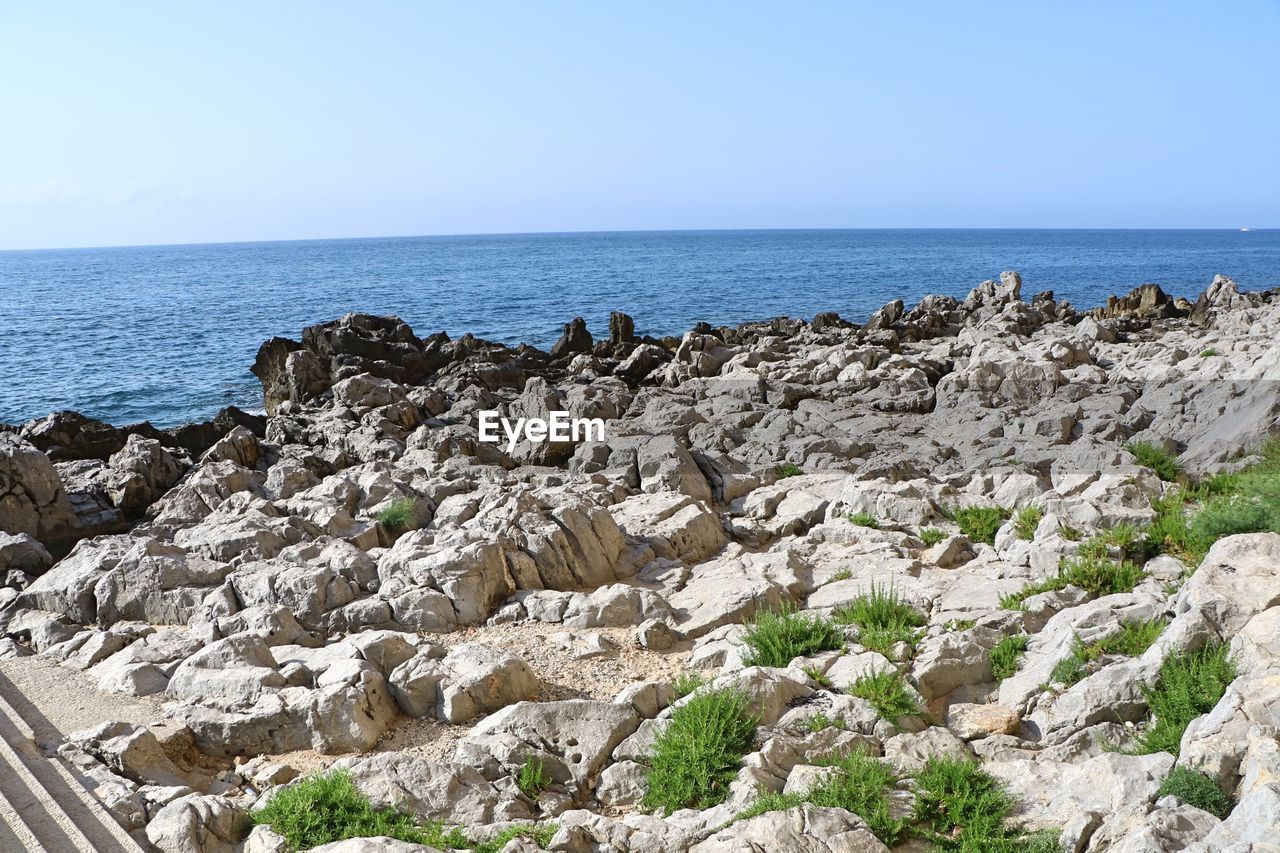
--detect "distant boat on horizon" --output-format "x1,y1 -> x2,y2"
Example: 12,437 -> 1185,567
1241,227 -> 1252,232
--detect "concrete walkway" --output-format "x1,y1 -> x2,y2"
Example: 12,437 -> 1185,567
0,671 -> 145,852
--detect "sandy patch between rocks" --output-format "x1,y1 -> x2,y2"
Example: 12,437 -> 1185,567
271,622 -> 692,775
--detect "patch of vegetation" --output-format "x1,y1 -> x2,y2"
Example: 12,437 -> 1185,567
912,756 -> 1061,852
1135,642 -> 1236,756
832,583 -> 926,657
1127,441 -> 1182,482
920,527 -> 947,547
801,665 -> 834,690
999,552 -> 1144,610
473,823 -> 557,853
671,672 -> 706,699
1049,618 -> 1167,687
251,770 -> 468,851
825,569 -> 853,584
740,606 -> 844,668
517,756 -> 549,798
806,712 -> 846,733
777,463 -> 804,479
1013,506 -> 1044,541
847,512 -> 880,528
945,505 -> 1010,545
1158,766 -> 1231,818
847,668 -> 920,721
1143,439 -> 1280,566
990,634 -> 1030,682
375,497 -> 420,535
737,751 -> 904,845
1059,524 -> 1083,541
641,687 -> 759,814
1198,348 -> 1219,358
947,618 -> 977,632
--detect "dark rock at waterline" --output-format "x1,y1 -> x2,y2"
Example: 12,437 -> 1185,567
609,311 -> 636,345
1094,283 -> 1186,321
550,317 -> 594,359
18,411 -> 167,462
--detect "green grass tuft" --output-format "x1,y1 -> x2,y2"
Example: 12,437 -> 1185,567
832,583 -> 926,657
1198,348 -> 1219,358
801,665 -> 834,690
990,635 -> 1030,682
1135,642 -> 1236,756
912,756 -> 1060,852
945,505 -> 1010,545
805,712 -> 846,732
1013,506 -> 1044,541
846,668 -> 920,721
251,770 -> 468,851
1050,618 -> 1166,687
737,751 -> 904,845
375,497 -> 420,535
740,606 -> 844,668
777,463 -> 804,479
473,823 -> 558,853
847,512 -> 880,528
1158,766 -> 1231,818
517,756 -> 549,798
671,672 -> 706,699
1000,552 -> 1144,610
641,687 -> 759,814
1127,441 -> 1182,482
920,527 -> 947,547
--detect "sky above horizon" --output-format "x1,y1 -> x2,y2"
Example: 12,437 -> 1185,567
1,2 -> 1278,250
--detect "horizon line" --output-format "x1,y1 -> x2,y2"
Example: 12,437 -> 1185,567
2,225 -> 1276,254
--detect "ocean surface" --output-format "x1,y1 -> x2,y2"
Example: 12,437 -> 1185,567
2,229 -> 1278,428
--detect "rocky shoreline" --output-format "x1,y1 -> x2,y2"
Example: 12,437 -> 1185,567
2,271 -> 1279,851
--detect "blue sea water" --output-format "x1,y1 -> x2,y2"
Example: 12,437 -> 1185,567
2,229 -> 1278,428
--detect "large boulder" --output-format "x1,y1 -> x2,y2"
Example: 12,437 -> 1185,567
0,432 -> 77,554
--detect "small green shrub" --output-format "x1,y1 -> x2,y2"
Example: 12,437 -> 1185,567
641,687 -> 759,814
825,569 -> 853,584
473,823 -> 558,853
732,790 -> 805,821
1136,642 -> 1236,756
376,497 -> 420,534
920,527 -> 947,547
806,712 -> 846,733
1000,553 -> 1144,609
740,607 -> 844,668
738,751 -> 904,844
671,672 -> 706,699
1158,766 -> 1231,817
912,756 -> 1058,851
1059,524 -> 1083,541
990,635 -> 1030,682
251,770 -> 466,851
847,668 -> 920,721
1050,618 -> 1166,687
847,512 -> 880,528
1199,348 -> 1219,358
946,505 -> 1010,545
1014,506 -> 1043,541
833,583 -> 925,656
1127,441 -> 1182,482
801,665 -> 834,690
777,463 -> 804,479
517,756 -> 549,798
947,618 -> 977,631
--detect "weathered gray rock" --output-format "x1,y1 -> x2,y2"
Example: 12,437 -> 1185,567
690,804 -> 890,852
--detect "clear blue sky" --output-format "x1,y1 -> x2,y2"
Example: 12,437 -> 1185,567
1,1 -> 1277,249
